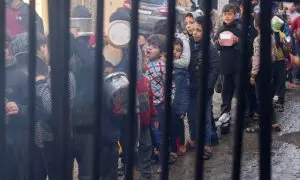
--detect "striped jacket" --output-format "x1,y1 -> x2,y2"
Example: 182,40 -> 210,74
35,72 -> 76,148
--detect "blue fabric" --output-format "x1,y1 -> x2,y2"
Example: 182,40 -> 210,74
150,104 -> 165,163
150,104 -> 164,149
187,97 -> 197,141
187,96 -> 212,146
101,112 -> 122,142
172,68 -> 189,115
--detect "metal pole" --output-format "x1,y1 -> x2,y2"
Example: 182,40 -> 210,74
48,0 -> 72,179
0,1 -> 6,179
259,1 -> 272,180
232,0 -> 251,179
28,0 -> 37,179
125,0 -> 139,179
93,0 -> 104,179
195,0 -> 212,179
161,0 -> 176,178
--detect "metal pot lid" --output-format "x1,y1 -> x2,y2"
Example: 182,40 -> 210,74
108,20 -> 131,48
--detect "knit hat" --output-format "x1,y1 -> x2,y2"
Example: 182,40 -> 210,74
9,32 -> 29,56
109,8 -> 131,23
185,11 -> 203,19
72,5 -> 91,18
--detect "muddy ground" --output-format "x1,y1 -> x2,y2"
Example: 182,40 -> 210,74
73,87 -> 300,180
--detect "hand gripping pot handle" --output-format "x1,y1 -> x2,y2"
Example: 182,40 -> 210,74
104,72 -> 130,113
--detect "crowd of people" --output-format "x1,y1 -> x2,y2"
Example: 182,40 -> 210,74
3,0 -> 300,180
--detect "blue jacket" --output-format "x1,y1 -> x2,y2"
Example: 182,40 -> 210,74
172,68 -> 189,115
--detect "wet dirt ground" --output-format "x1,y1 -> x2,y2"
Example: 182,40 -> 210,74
135,87 -> 300,180
72,88 -> 300,180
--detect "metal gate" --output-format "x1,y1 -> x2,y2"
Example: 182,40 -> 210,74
0,0 -> 291,179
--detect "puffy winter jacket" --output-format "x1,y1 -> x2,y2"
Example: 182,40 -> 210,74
172,68 -> 189,115
188,40 -> 219,98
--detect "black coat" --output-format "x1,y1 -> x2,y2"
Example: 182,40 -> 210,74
188,40 -> 220,98
214,20 -> 242,75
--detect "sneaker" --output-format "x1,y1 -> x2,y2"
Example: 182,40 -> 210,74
156,166 -> 162,174
273,95 -> 279,105
215,112 -> 231,127
117,161 -> 125,177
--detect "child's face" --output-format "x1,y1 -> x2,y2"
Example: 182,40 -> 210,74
223,11 -> 236,24
192,22 -> 203,42
145,43 -> 161,60
185,16 -> 195,35
173,44 -> 183,60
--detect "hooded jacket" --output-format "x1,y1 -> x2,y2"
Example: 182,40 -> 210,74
214,20 -> 242,75
172,68 -> 189,115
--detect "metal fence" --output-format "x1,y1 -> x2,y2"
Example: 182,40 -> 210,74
0,0 -> 293,179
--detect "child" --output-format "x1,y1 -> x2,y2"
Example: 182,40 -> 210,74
171,38 -> 189,157
247,13 -> 281,133
136,57 -> 157,180
214,4 -> 242,133
185,11 -> 201,148
144,34 -> 167,173
188,16 -> 219,160
271,15 -> 290,112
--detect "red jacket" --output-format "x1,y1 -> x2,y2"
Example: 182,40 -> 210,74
291,16 -> 300,42
6,2 -> 44,38
136,76 -> 157,126
6,6 -> 25,37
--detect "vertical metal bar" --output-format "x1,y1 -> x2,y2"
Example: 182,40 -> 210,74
28,0 -> 37,179
93,0 -> 104,179
48,0 -> 71,179
160,0 -> 176,179
232,0 -> 250,179
195,0 -> 212,179
125,0 -> 139,179
259,1 -> 272,180
0,2 -> 6,179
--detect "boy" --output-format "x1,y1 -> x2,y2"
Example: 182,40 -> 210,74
188,16 -> 219,160
144,34 -> 167,173
171,38 -> 189,156
247,13 -> 281,132
214,4 -> 242,133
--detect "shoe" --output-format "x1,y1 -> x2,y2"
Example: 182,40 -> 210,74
117,159 -> 125,176
273,96 -> 279,106
156,166 -> 162,174
215,112 -> 231,127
